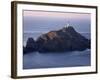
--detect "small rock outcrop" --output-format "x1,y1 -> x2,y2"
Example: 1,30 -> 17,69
23,26 -> 90,53
23,38 -> 37,53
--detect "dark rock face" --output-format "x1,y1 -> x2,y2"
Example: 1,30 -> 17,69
24,26 -> 90,53
36,26 -> 90,52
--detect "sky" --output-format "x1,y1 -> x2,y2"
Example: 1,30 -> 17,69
23,10 -> 91,33
23,10 -> 90,20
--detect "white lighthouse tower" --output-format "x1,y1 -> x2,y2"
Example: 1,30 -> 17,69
64,21 -> 70,28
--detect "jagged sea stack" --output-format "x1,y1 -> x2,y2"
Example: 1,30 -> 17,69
23,38 -> 37,53
36,26 -> 90,52
24,26 -> 90,53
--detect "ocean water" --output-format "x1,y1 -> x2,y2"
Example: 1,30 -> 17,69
23,33 -> 91,69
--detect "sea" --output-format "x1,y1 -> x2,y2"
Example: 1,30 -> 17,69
23,32 -> 91,69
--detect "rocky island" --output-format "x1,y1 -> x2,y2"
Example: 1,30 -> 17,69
23,26 -> 90,53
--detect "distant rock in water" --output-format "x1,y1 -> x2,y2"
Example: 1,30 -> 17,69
24,26 -> 90,53
23,38 -> 37,54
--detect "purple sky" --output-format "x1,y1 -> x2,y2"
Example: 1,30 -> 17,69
23,10 -> 91,33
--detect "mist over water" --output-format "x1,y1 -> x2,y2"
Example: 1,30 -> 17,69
23,46 -> 91,69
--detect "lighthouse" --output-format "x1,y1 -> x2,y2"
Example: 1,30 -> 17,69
64,21 -> 70,28
67,23 -> 70,27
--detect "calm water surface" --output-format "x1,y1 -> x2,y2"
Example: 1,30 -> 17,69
23,49 -> 90,69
